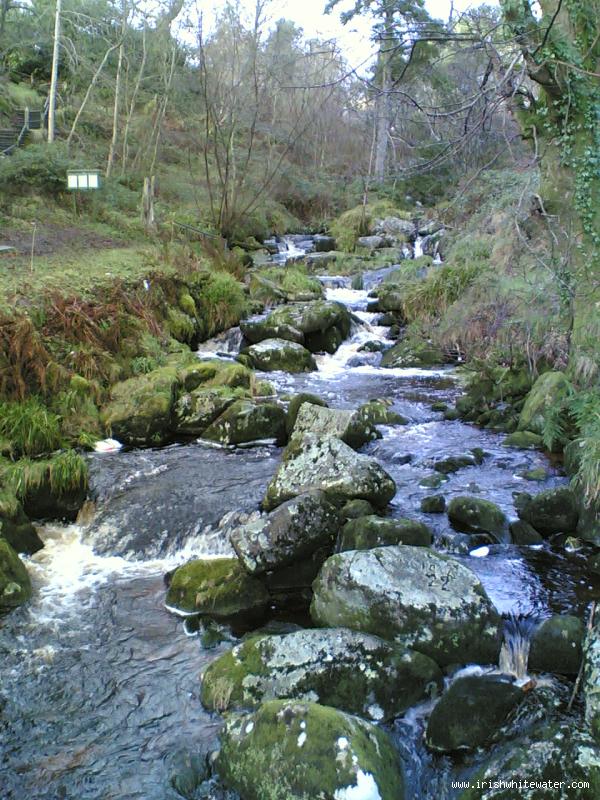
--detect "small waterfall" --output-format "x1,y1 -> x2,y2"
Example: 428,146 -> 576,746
499,614 -> 540,681
196,326 -> 244,359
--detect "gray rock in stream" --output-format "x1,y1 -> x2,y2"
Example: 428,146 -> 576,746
584,616 -> 600,744
289,402 -> 378,450
201,627 -> 442,719
310,546 -> 502,666
263,434 -> 396,511
242,338 -> 317,373
337,515 -> 432,550
230,491 -> 340,575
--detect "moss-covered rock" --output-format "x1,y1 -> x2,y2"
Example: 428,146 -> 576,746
202,627 -> 441,719
448,496 -> 508,538
337,515 -> 432,551
230,491 -> 340,574
172,388 -> 238,436
421,495 -> 446,514
242,339 -> 317,373
426,674 -> 525,752
529,615 -> 584,675
217,700 -> 405,800
381,338 -> 445,369
516,486 -> 579,536
264,434 -> 396,511
509,519 -> 543,545
0,490 -> 43,554
503,430 -> 544,449
311,545 -> 501,666
355,399 -> 408,427
101,368 -> 179,446
518,371 -> 571,435
285,393 -> 328,435
433,454 -> 479,474
0,539 -> 32,613
457,724 -> 600,800
341,499 -> 376,520
201,400 -> 287,446
165,557 -> 269,619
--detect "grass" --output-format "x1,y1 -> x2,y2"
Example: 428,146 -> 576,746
0,449 -> 89,500
0,397 -> 62,457
196,271 -> 248,336
257,266 -> 322,297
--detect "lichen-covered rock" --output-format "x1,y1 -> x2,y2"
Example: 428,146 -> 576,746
285,393 -> 328,435
584,617 -> 600,744
311,546 -> 501,666
101,368 -> 179,446
201,627 -> 441,719
0,490 -> 43,554
242,338 -> 317,373
448,496 -> 508,538
337,515 -> 432,551
289,403 -> 378,450
240,317 -> 304,346
518,371 -> 571,435
165,558 -> 269,618
529,615 -> 584,675
230,491 -> 340,574
381,338 -> 444,368
172,388 -> 237,436
426,674 -> 525,752
457,724 -> 600,800
217,700 -> 405,800
264,434 -> 396,511
516,486 -> 579,536
201,400 -> 287,446
0,539 -> 32,613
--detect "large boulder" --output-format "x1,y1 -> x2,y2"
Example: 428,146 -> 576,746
381,338 -> 445,369
242,339 -> 317,373
518,371 -> 571,435
101,368 -> 178,446
377,216 -> 416,240
0,539 -> 32,613
285,393 -> 328,435
217,700 -> 405,800
529,614 -> 584,675
311,546 -> 502,666
201,627 -> 441,719
337,515 -> 432,551
201,399 -> 287,446
516,486 -> 579,535
230,491 -> 340,575
448,496 -> 508,538
426,674 -> 525,752
264,434 -> 396,511
0,490 -> 43,554
457,724 -> 600,800
165,557 -> 269,619
172,387 -> 237,436
357,234 -> 389,250
289,402 -> 378,450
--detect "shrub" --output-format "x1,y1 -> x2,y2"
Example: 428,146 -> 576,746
0,142 -> 83,197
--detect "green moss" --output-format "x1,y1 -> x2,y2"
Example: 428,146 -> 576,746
178,291 -> 197,317
0,539 -> 32,612
167,308 -> 196,344
194,271 -> 248,337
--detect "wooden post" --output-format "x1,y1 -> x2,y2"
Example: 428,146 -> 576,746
141,176 -> 156,231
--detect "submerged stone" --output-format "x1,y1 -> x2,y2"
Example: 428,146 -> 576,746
426,674 -> 525,752
311,545 -> 501,666
217,700 -> 405,800
264,434 -> 396,511
337,515 -> 432,550
230,491 -> 340,575
201,627 -> 441,719
165,557 -> 269,619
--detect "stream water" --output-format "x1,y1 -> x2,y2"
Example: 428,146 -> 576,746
1,256 -> 598,799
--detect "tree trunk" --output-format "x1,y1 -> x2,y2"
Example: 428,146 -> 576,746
106,5 -> 128,178
141,176 -> 155,231
47,0 -> 62,143
373,8 -> 394,183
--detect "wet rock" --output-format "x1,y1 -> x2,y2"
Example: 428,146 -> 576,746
313,234 -> 336,252
516,486 -> 579,536
584,616 -> 600,744
457,723 -> 600,799
529,615 -> 584,675
421,495 -> 446,514
433,454 -> 478,474
337,515 -> 432,550
217,700 -> 405,800
426,674 -> 525,752
264,434 -> 396,511
0,491 -> 43,554
289,402 -> 378,450
285,392 -> 328,435
368,286 -> 405,314
356,399 -> 408,426
201,400 -> 287,446
169,749 -> 210,798
509,519 -> 544,545
341,499 -> 376,520
172,388 -> 237,436
230,491 -> 340,575
518,467 -> 548,481
503,430 -> 543,449
242,338 -> 317,373
381,338 -> 444,368
201,627 -> 441,719
101,368 -> 178,446
518,371 -> 571,436
419,473 -> 447,489
358,340 -> 386,353
0,539 -> 32,613
448,496 -> 508,538
431,401 -> 448,412
165,557 -> 269,619
311,545 -> 501,666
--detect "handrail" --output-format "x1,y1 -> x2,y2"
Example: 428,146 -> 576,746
171,221 -> 222,240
